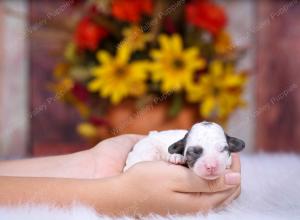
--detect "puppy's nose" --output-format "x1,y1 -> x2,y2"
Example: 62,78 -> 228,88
204,161 -> 218,174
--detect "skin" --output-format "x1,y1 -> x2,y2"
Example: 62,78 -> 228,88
0,135 -> 144,179
0,135 -> 241,216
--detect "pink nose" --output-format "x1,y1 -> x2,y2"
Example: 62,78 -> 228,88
204,161 -> 218,174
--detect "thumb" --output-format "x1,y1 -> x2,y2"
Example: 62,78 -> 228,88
172,166 -> 241,193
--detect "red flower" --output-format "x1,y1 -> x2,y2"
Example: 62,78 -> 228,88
74,17 -> 108,50
89,116 -> 109,126
164,17 -> 177,34
186,0 -> 227,34
112,0 -> 153,23
72,82 -> 89,103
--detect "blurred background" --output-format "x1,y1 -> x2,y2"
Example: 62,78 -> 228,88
0,0 -> 299,159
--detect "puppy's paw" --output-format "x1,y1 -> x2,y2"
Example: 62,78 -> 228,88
168,154 -> 186,165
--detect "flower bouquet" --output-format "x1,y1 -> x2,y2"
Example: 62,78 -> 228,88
52,0 -> 247,140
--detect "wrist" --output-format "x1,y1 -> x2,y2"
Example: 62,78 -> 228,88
61,150 -> 96,179
91,175 -> 129,216
86,144 -> 122,179
83,147 -> 107,179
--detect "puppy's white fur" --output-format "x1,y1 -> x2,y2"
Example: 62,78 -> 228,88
124,122 -> 232,178
124,129 -> 188,171
186,123 -> 232,178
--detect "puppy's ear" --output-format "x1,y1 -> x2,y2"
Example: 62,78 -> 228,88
226,134 -> 245,152
168,132 -> 189,155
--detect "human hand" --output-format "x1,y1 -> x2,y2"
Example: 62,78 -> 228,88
0,134 -> 143,179
0,154 -> 240,217
112,153 -> 241,216
87,134 -> 145,178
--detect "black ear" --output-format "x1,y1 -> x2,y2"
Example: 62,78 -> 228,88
168,132 -> 189,155
226,134 -> 245,152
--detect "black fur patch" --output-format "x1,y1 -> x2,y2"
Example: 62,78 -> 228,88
168,132 -> 189,155
226,134 -> 245,152
186,146 -> 203,168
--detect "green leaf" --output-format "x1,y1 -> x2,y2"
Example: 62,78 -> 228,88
168,93 -> 183,118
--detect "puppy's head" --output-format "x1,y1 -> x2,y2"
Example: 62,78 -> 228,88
168,121 -> 245,180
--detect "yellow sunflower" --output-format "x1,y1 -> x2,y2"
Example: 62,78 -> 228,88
186,60 -> 246,120
150,34 -> 206,92
88,44 -> 149,104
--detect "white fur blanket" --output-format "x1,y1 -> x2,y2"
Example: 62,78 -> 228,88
1,154 -> 300,220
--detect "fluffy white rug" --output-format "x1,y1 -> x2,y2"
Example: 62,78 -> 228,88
1,154 -> 300,220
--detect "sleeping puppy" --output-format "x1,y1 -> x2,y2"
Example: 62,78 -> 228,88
124,121 -> 245,180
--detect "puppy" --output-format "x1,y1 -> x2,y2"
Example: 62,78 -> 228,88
124,121 -> 245,180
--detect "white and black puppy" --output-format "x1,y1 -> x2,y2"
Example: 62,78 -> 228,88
124,121 -> 245,180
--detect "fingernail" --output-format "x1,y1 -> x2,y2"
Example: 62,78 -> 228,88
225,173 -> 241,185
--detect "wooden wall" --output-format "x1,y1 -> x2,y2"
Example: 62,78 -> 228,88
27,0 -> 300,156
29,0 -> 88,155
256,0 -> 300,152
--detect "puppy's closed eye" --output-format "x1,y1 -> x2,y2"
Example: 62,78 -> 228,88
187,146 -> 203,156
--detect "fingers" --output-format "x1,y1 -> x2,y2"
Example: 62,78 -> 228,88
174,186 -> 239,214
171,154 -> 241,193
219,186 -> 241,209
116,134 -> 146,148
118,134 -> 146,154
171,166 -> 240,193
196,186 -> 239,212
126,134 -> 146,144
230,153 -> 241,172
101,134 -> 145,152
92,134 -> 145,167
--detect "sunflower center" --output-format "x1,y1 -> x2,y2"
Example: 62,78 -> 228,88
172,58 -> 185,69
115,66 -> 127,76
213,86 -> 221,96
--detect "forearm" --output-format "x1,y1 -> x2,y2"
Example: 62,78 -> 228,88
0,150 -> 95,179
0,176 -> 124,215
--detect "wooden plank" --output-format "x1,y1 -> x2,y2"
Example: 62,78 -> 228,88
256,0 -> 300,152
29,0 -> 88,156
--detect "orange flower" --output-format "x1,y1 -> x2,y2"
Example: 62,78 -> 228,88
186,0 -> 227,34
74,17 -> 108,50
112,0 -> 153,23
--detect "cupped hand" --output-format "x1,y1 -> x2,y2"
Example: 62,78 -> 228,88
114,153 -> 241,216
87,134 -> 145,178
